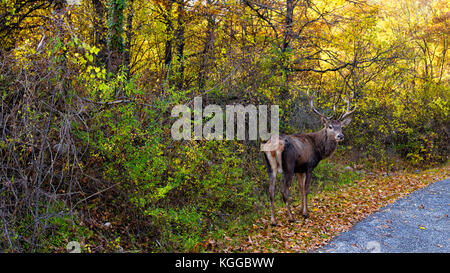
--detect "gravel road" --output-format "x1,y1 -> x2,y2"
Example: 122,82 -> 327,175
316,178 -> 450,253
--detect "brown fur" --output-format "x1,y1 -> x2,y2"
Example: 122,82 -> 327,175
264,117 -> 352,225
263,135 -> 285,173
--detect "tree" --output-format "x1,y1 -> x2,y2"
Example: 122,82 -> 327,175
92,0 -> 108,66
198,0 -> 217,91
0,0 -> 53,52
174,0 -> 186,90
124,0 -> 135,78
107,0 -> 126,74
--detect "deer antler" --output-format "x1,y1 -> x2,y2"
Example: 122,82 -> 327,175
339,93 -> 357,121
307,88 -> 332,121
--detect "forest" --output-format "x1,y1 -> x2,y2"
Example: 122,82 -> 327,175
0,0 -> 448,252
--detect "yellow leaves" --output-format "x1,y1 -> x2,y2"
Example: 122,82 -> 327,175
429,97 -> 449,117
84,52 -> 93,62
85,65 -> 106,81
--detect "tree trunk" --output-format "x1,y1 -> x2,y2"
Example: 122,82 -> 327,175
124,0 -> 134,79
107,0 -> 126,75
282,0 -> 293,54
92,0 -> 108,66
281,0 -> 294,93
175,0 -> 185,90
198,0 -> 216,91
163,1 -> 174,71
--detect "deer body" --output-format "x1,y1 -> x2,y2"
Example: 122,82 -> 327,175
263,91 -> 356,226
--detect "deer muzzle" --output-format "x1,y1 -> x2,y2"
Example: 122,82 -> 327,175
336,133 -> 344,141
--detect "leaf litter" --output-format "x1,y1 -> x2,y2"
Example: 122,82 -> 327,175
205,164 -> 449,252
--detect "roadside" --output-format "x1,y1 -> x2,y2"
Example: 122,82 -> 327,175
205,164 -> 450,252
316,178 -> 449,253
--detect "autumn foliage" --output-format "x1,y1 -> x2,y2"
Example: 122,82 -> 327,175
0,0 -> 448,252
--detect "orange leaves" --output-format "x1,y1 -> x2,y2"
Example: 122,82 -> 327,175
206,164 -> 449,253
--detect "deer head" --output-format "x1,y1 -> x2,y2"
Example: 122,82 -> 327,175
307,89 -> 357,142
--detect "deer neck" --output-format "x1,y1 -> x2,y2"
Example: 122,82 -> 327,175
313,128 -> 338,160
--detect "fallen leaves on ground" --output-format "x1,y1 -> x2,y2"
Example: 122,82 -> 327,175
205,164 -> 449,253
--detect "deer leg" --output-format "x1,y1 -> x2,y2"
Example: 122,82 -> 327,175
276,151 -> 283,173
265,151 -> 279,226
297,173 -> 305,212
269,171 -> 277,226
282,171 -> 295,222
302,171 -> 312,218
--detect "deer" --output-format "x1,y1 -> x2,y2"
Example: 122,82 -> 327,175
263,90 -> 357,226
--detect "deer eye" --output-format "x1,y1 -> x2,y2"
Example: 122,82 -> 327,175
328,125 -> 333,129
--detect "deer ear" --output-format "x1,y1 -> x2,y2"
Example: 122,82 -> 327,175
340,116 -> 352,127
